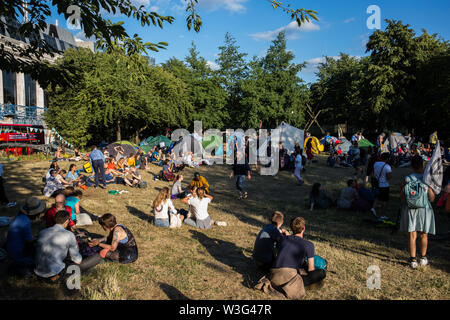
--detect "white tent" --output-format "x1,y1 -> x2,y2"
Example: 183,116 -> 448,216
258,122 -> 304,155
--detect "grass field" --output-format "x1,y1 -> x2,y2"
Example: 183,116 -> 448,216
0,155 -> 449,300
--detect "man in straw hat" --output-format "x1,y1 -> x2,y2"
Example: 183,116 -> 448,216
5,197 -> 46,277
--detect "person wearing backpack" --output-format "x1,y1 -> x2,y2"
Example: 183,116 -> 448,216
399,155 -> 436,269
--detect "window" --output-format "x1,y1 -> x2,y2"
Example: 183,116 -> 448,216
25,74 -> 37,118
2,70 -> 16,105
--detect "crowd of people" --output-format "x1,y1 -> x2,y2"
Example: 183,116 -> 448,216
0,129 -> 448,299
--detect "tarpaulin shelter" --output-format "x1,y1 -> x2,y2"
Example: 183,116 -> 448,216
258,123 -> 304,155
358,139 -> 375,148
106,141 -> 139,157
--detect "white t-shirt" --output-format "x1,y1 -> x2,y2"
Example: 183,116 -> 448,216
188,197 -> 211,221
295,155 -> 303,169
373,161 -> 392,188
154,199 -> 176,220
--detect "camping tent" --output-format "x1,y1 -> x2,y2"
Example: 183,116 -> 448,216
335,139 -> 352,154
258,123 -> 304,156
106,141 -> 139,157
171,134 -> 204,157
202,134 -> 223,156
388,133 -> 407,150
358,139 -> 375,148
144,135 -> 172,149
304,136 -> 324,154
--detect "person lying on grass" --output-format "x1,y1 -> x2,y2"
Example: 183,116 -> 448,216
153,187 -> 181,228
190,172 -> 210,193
253,211 -> 290,271
181,187 -> 226,229
87,213 -> 138,264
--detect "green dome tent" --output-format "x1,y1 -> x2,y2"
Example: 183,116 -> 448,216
358,139 -> 375,148
145,135 -> 172,149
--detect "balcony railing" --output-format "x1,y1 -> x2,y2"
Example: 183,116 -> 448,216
0,103 -> 47,126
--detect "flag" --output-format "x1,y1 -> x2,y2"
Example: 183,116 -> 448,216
423,140 -> 443,194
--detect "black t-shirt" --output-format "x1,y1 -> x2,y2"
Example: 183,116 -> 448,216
232,161 -> 250,176
366,154 -> 378,176
273,235 -> 315,270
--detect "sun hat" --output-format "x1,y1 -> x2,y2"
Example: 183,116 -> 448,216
20,197 -> 46,216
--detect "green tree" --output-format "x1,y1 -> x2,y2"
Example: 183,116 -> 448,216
239,32 -> 308,129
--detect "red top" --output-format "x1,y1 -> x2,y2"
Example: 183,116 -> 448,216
44,205 -> 75,229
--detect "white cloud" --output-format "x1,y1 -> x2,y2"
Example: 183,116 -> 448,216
74,30 -> 96,42
196,0 -> 248,13
206,60 -> 220,71
344,17 -> 355,23
250,21 -> 320,41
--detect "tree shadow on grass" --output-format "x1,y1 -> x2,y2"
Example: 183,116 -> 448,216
189,230 -> 264,289
126,206 -> 152,223
158,282 -> 190,300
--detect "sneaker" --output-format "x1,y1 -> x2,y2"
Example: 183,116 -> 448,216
215,221 -> 227,227
7,202 -> 16,208
370,208 -> 377,217
99,185 -> 106,189
243,192 -> 248,199
419,256 -> 429,267
410,258 -> 418,269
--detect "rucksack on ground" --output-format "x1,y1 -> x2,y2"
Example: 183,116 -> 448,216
404,174 -> 429,209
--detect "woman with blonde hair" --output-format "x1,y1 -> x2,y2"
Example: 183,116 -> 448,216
152,187 -> 182,228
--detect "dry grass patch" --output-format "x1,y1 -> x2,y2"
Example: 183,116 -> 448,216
0,156 -> 449,300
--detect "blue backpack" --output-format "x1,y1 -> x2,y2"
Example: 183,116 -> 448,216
305,255 -> 328,270
404,174 -> 429,209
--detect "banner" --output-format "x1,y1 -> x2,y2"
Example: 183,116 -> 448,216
423,140 -> 443,194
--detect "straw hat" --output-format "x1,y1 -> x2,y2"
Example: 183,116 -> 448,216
20,197 -> 46,216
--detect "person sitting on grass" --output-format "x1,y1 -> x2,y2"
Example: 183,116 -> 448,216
399,155 -> 436,269
255,217 -> 326,300
46,161 -> 60,180
171,174 -> 186,199
309,183 -> 334,211
44,194 -> 84,236
55,169 -> 71,187
43,169 -> 65,197
66,164 -> 86,187
124,165 -> 142,187
5,197 -> 46,278
152,187 -> 180,228
337,179 -> 359,210
106,158 -> 121,176
115,158 -> 128,174
189,172 -> 210,193
253,211 -> 290,271
155,159 -> 174,181
34,210 -> 83,282
127,153 -> 136,168
69,148 -> 83,161
181,187 -> 226,229
87,213 -> 138,264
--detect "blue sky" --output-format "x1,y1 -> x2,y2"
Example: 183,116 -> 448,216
51,0 -> 450,83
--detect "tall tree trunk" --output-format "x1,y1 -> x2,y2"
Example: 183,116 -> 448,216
135,130 -> 140,145
116,120 -> 121,141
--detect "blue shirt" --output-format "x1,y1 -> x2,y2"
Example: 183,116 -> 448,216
273,235 -> 315,270
0,162 -> 3,176
253,224 -> 282,265
6,214 -> 34,261
65,196 -> 80,221
89,149 -> 105,162
66,171 -> 78,181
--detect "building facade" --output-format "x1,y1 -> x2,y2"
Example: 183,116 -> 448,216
0,17 -> 94,127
